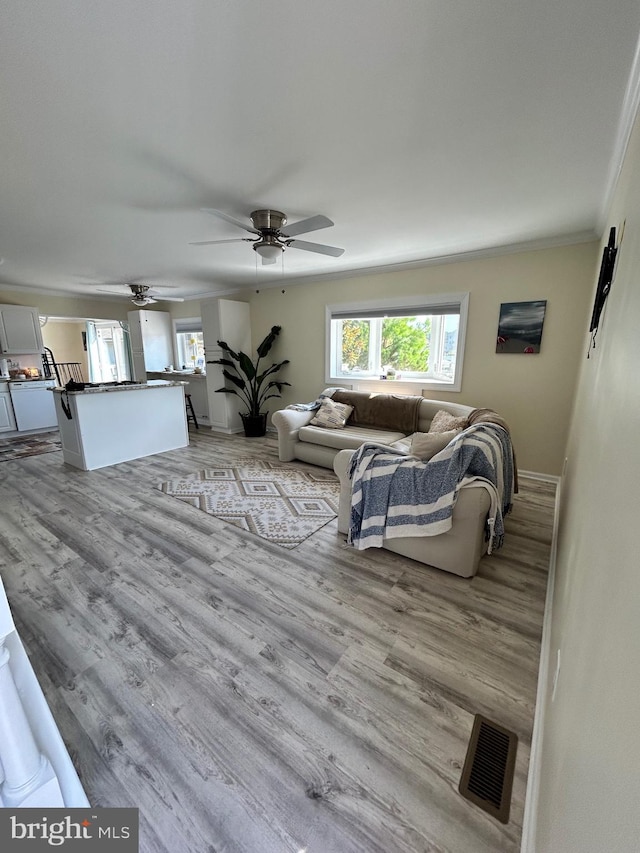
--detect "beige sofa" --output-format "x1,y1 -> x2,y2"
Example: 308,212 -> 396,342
272,392 -> 493,577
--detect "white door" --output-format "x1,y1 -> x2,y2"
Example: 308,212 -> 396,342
86,321 -> 132,383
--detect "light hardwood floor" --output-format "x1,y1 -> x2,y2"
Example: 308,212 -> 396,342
0,429 -> 555,853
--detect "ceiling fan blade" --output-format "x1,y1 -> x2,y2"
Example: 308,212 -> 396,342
97,287 -> 128,293
261,256 -> 278,266
189,238 -> 253,246
281,214 -> 334,238
288,239 -> 344,258
150,294 -> 184,302
200,209 -> 261,235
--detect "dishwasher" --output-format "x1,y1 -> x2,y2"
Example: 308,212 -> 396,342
9,380 -> 58,431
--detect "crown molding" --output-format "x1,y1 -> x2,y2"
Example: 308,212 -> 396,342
238,230 -> 598,293
1,229 -> 598,303
0,278 -> 238,304
0,280 -> 128,302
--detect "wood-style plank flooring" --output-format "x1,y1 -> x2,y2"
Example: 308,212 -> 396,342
0,429 -> 555,852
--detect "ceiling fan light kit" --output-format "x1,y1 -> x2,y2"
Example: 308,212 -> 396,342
254,237 -> 284,262
191,208 -> 345,265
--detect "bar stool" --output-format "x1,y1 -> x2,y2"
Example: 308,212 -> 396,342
185,393 -> 199,429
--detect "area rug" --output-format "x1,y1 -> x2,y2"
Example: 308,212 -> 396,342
0,433 -> 61,462
157,458 -> 341,549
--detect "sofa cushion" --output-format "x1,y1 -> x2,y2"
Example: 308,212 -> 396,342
298,424 -> 406,451
410,429 -> 459,460
428,409 -> 469,433
309,397 -> 354,429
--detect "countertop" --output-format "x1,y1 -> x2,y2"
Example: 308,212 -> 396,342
147,370 -> 206,378
52,380 -> 187,396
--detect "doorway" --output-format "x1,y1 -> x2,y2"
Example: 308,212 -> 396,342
86,321 -> 132,383
39,317 -> 133,385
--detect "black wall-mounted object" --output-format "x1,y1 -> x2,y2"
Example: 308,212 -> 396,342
588,227 -> 617,356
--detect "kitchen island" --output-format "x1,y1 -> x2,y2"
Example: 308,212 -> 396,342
52,380 -> 188,470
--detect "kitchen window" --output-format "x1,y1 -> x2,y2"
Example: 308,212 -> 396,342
326,293 -> 468,392
175,319 -> 205,371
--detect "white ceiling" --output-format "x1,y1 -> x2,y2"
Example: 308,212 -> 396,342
1,1 -> 640,304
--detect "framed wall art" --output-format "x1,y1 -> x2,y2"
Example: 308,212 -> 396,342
496,300 -> 547,354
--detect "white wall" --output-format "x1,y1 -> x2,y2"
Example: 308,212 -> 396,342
533,112 -> 640,849
244,243 -> 597,475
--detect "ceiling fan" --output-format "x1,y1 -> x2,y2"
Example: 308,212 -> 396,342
189,209 -> 345,265
97,283 -> 185,306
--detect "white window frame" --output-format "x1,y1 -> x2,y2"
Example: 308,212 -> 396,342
325,292 -> 469,393
173,317 -> 205,371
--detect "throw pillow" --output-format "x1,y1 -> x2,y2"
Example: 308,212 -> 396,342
310,398 -> 354,429
410,430 -> 460,460
428,409 -> 468,434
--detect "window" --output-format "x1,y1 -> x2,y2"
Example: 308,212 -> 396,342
326,293 -> 468,391
175,319 -> 205,370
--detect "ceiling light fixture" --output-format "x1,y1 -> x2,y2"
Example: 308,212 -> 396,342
253,239 -> 283,262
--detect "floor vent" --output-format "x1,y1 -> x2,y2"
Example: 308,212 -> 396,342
459,714 -> 518,824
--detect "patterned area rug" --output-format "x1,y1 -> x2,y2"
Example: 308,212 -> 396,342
158,458 -> 341,549
0,433 -> 61,462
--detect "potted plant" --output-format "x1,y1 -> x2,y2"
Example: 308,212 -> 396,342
206,325 -> 290,437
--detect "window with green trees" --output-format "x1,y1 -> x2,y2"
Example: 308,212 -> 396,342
328,294 -> 468,390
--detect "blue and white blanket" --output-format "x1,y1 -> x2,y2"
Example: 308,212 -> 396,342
348,423 -> 514,553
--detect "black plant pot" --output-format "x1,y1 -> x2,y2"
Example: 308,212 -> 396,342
241,413 -> 267,438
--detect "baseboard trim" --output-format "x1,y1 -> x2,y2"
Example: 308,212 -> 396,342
518,469 -> 560,484
520,475 -> 562,852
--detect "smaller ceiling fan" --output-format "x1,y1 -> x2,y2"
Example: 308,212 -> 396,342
189,209 -> 345,265
97,283 -> 185,306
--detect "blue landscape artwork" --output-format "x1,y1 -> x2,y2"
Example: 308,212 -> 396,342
496,300 -> 547,354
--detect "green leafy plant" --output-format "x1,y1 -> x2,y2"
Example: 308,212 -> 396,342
206,325 -> 290,417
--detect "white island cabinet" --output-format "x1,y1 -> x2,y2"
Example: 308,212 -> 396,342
52,380 -> 188,470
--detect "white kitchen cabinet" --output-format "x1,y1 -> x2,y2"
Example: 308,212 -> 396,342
205,361 -> 245,432
201,298 -> 251,352
0,383 -> 17,432
201,299 -> 251,433
127,310 -> 174,379
0,305 -> 44,354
